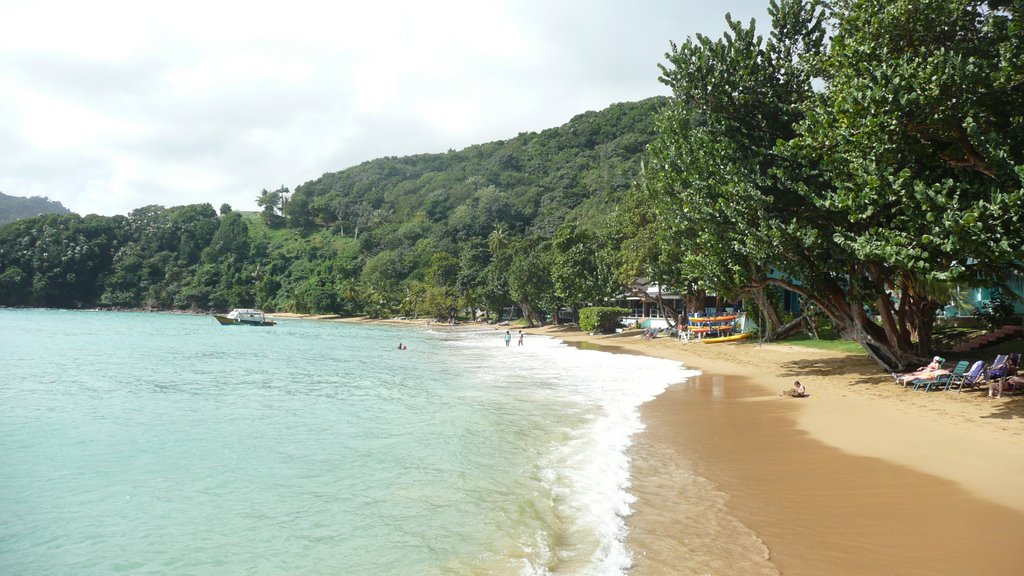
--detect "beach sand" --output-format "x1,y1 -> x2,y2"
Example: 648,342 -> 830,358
537,326 -> 1024,575
273,315 -> 1024,574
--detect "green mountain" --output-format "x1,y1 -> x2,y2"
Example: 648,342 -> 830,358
0,192 -> 72,225
0,98 -> 665,315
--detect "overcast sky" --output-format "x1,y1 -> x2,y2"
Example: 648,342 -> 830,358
0,0 -> 769,216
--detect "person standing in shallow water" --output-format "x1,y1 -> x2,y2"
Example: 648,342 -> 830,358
505,330 -> 511,347
518,330 -> 524,346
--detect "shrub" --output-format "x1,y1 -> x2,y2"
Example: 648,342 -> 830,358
579,306 -> 630,333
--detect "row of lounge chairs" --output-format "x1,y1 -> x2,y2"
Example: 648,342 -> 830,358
896,353 -> 1020,393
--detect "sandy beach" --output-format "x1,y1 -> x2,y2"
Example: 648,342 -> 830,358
537,326 -> 1024,575
273,314 -> 1024,574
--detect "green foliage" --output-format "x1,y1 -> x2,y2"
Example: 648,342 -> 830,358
507,236 -> 554,326
631,0 -> 1024,369
579,306 -> 630,333
549,222 -> 613,310
0,99 -> 660,315
257,186 -> 289,228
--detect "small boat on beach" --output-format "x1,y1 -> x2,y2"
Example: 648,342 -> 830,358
213,308 -> 276,326
688,314 -> 738,323
701,332 -> 751,344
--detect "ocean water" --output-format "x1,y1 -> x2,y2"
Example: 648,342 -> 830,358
0,309 -> 690,575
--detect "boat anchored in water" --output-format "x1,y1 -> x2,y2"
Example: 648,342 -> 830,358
213,308 -> 276,326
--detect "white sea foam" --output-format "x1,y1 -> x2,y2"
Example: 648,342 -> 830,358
435,330 -> 699,574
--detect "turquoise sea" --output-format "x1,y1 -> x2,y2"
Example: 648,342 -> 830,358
0,309 -> 688,575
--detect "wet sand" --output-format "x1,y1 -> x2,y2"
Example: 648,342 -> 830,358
631,374 -> 1024,575
539,327 -> 1024,575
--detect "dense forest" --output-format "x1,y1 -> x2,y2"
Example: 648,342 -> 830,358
0,192 -> 70,225
2,0 -> 1022,370
0,98 -> 665,324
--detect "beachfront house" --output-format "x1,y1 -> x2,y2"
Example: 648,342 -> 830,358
944,270 -> 1024,318
618,280 -> 684,330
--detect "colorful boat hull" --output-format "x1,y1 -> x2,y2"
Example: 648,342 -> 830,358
700,332 -> 752,343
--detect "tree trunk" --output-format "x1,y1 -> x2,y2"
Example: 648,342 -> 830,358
748,285 -> 785,339
684,290 -> 705,319
655,291 -> 679,327
773,314 -> 807,340
804,314 -> 819,340
905,292 -> 942,356
761,277 -> 927,372
842,308 -> 928,372
519,303 -> 534,328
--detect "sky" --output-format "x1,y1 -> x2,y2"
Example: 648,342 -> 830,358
0,0 -> 770,216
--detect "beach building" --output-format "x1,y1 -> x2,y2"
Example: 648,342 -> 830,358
618,279 -> 684,330
951,270 -> 1024,317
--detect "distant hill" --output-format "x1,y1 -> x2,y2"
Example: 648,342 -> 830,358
0,192 -> 72,225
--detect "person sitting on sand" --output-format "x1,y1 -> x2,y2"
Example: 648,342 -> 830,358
893,356 -> 946,385
782,380 -> 808,397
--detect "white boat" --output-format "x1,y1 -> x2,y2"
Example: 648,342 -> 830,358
213,308 -> 276,326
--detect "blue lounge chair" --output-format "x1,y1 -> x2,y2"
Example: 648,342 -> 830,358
985,355 -> 1010,380
939,360 -> 972,391
953,360 -> 987,393
912,360 -> 969,392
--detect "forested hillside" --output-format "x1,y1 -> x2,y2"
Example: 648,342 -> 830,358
0,192 -> 71,225
0,98 -> 665,320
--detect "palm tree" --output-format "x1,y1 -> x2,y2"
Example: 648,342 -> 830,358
487,224 -> 509,255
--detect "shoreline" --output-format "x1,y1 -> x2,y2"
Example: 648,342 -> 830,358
272,315 -> 1024,573
528,325 -> 1024,575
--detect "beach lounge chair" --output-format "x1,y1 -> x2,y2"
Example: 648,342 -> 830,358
953,360 -> 987,393
911,360 -> 969,392
985,354 -> 1010,380
937,360 -> 972,391
893,356 -> 946,385
995,353 -> 1021,394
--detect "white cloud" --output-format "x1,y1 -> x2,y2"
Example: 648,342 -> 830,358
0,0 -> 769,216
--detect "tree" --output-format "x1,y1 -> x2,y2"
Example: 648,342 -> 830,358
258,186 -> 289,228
549,222 -> 612,321
649,0 -> 827,341
610,175 -> 705,324
487,224 -> 510,254
651,0 -> 1024,369
787,0 -> 1024,358
507,236 -> 554,326
204,212 -> 251,264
